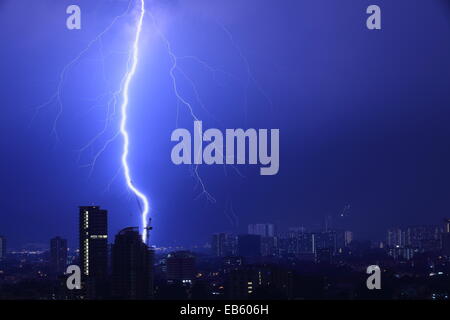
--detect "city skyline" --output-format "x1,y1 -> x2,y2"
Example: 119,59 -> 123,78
2,0 -> 450,303
0,202 -> 449,300
1,204 -> 448,252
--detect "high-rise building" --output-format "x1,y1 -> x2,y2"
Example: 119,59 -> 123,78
443,218 -> 450,256
211,233 -> 228,257
283,228 -> 314,255
406,226 -> 441,251
247,225 -> 277,258
444,218 -> 450,234
296,232 -> 314,254
387,226 -> 442,252
248,224 -> 275,237
314,231 -> 336,252
344,231 -> 353,246
261,236 -> 277,257
166,251 -> 196,283
387,228 -> 406,248
226,265 -> 293,299
50,236 -> 68,275
79,206 -> 108,297
112,227 -> 153,299
316,247 -> 333,264
0,236 -> 6,260
388,246 -> 415,261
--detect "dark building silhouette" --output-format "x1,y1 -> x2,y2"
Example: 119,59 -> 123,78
261,236 -> 277,257
314,231 -> 342,254
166,251 -> 196,283
237,234 -> 261,257
316,248 -> 333,264
227,268 -> 253,299
50,236 -> 67,274
226,265 -> 293,300
443,218 -> 450,256
0,236 -> 6,260
444,218 -> 450,234
112,227 -> 153,299
79,206 -> 108,298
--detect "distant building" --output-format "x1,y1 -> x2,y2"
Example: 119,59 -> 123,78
211,233 -> 228,257
237,234 -> 261,257
79,206 -> 108,298
344,231 -> 353,246
282,229 -> 314,255
406,226 -> 441,251
444,218 -> 450,234
387,228 -> 406,248
443,218 -> 450,256
50,237 -> 67,274
316,247 -> 333,264
226,265 -> 293,299
296,232 -> 314,254
227,268 -> 253,299
387,225 -> 442,252
0,236 -> 6,260
248,224 -> 275,237
314,231 -> 337,253
112,227 -> 153,299
333,230 -> 347,253
166,251 -> 196,283
388,246 -> 415,261
261,236 -> 277,257
276,229 -> 350,258
223,256 -> 243,268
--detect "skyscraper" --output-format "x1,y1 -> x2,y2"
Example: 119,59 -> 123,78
166,251 -> 196,283
248,224 -> 275,237
406,226 -> 441,251
79,206 -> 108,278
344,231 -> 353,246
50,236 -> 67,275
211,233 -> 228,257
444,218 -> 450,234
387,228 -> 406,248
112,227 -> 153,299
0,236 -> 6,260
443,218 -> 450,256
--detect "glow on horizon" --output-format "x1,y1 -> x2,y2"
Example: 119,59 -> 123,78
119,0 -> 150,243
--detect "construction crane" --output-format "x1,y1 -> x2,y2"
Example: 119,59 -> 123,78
135,193 -> 152,246
340,204 -> 351,218
144,218 -> 153,246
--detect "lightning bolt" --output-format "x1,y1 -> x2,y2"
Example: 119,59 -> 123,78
120,0 -> 150,243
31,0 -> 272,242
30,0 -> 151,241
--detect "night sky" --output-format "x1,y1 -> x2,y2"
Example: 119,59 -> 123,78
1,0 -> 450,249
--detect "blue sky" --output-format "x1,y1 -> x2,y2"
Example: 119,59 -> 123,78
1,0 -> 450,248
